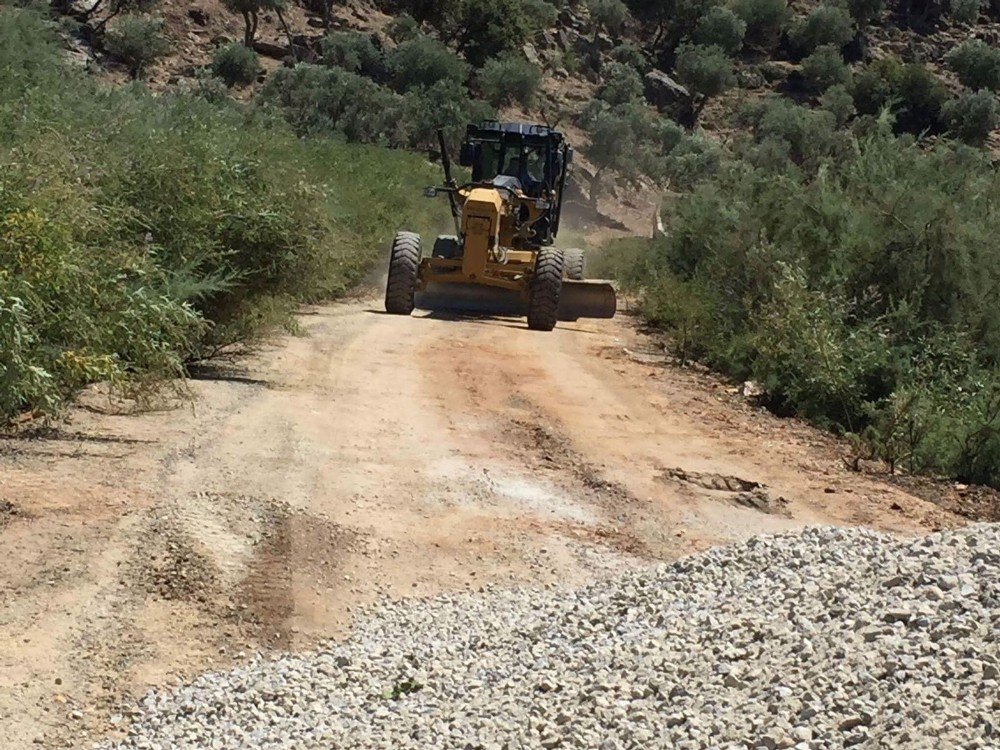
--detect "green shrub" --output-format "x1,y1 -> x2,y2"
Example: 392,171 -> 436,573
603,125 -> 1000,487
387,12 -> 420,42
791,4 -> 854,53
598,61 -> 644,105
397,0 -> 464,31
319,31 -> 385,78
459,0 -> 531,67
402,80 -> 496,151
853,57 -> 948,134
949,0 -> 983,23
184,69 -> 232,103
692,7 -> 746,56
104,13 -> 170,78
846,0 -> 885,25
587,0 -> 630,35
580,102 -> 681,205
210,42 -> 258,87
520,0 -> 559,30
0,7 -> 441,420
674,43 -> 734,114
801,44 -> 851,92
820,83 -> 856,125
942,89 -> 999,145
477,55 -> 542,107
741,97 -> 846,169
946,38 -> 1000,92
386,34 -> 469,91
262,64 -> 407,144
731,0 -> 791,49
610,42 -> 649,72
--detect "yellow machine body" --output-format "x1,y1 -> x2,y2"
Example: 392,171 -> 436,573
413,183 -> 616,321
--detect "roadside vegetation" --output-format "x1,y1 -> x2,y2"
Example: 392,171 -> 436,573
598,121 -> 1000,488
0,6 -> 437,421
14,0 -> 1000,491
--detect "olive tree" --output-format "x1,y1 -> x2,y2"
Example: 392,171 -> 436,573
223,0 -> 288,48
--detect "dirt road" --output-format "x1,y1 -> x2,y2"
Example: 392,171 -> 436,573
0,300 -> 968,749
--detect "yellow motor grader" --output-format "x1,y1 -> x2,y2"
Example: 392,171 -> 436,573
384,122 -> 616,331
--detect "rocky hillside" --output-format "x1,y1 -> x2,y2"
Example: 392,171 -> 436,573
52,0 -> 1000,232
42,0 -> 1000,488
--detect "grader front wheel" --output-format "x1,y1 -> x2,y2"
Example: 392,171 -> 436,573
527,248 -> 565,331
385,231 -> 422,315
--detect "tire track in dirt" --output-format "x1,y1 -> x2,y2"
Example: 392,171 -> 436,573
0,299 -> 976,750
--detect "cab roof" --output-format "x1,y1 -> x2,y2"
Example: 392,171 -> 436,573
466,121 -> 566,146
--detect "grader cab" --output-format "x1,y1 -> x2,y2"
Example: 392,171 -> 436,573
384,122 -> 617,331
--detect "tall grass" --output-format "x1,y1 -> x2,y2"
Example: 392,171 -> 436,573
0,6 -> 438,419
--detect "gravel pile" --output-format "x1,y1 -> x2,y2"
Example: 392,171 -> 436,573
105,526 -> 999,750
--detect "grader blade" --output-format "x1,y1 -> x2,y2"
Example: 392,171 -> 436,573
415,283 -> 524,317
557,280 -> 617,322
414,280 -> 616,322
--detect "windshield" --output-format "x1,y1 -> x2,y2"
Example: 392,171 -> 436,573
476,142 -> 547,189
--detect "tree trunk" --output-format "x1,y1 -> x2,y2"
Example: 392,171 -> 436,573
242,11 -> 259,47
242,11 -> 253,46
589,168 -> 605,211
275,7 -> 298,61
322,0 -> 331,30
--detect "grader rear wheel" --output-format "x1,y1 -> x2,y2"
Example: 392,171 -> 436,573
385,231 -> 422,315
564,249 -> 585,281
527,248 -> 565,331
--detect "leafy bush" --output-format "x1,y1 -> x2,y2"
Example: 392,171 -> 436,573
210,42 -> 259,87
387,13 -> 420,42
402,80 -> 495,151
731,0 -> 791,49
853,57 -> 948,134
396,0 -> 464,31
477,55 -> 542,107
605,123 -> 1000,487
942,89 -> 999,145
949,0 -> 983,23
820,83 -> 856,125
262,63 -> 494,152
581,103 -> 653,205
740,97 -> 847,170
520,0 -> 559,30
790,4 -> 854,53
459,0 -> 530,67
588,0 -> 630,35
846,0 -> 885,25
386,34 -> 469,91
0,7 -> 441,420
104,13 -> 170,78
674,43 -> 734,114
320,32 -> 385,78
692,7 -> 746,56
598,61 -> 644,105
262,64 -> 407,143
946,38 -> 1000,92
801,44 -> 851,92
610,42 -> 649,72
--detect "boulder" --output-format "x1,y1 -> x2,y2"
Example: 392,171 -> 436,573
187,8 -> 210,26
644,69 -> 691,111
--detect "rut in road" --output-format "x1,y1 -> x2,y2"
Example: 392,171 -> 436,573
0,300 -> 969,749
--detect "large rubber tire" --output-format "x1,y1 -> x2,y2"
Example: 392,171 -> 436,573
385,231 -> 421,315
527,248 -> 564,331
563,248 -> 585,281
432,234 -> 460,259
